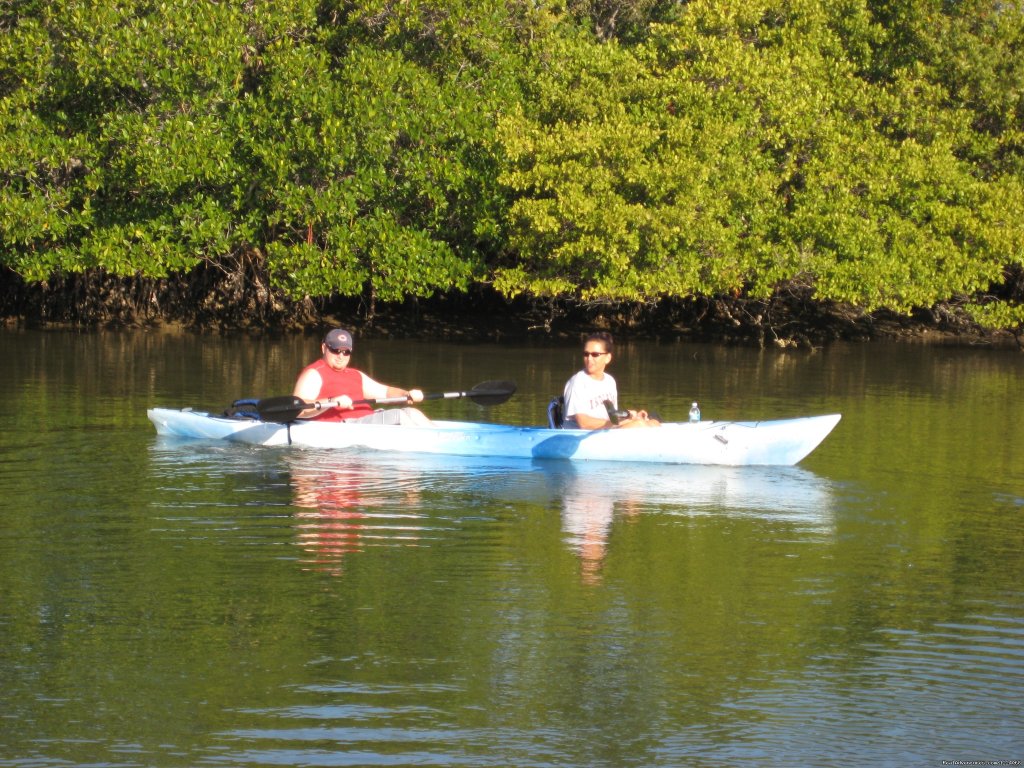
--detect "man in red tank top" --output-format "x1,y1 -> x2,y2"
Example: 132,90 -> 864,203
292,328 -> 430,425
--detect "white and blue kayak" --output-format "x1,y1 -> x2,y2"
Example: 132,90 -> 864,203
147,406 -> 841,467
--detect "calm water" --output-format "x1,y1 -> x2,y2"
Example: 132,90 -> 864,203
0,328 -> 1022,767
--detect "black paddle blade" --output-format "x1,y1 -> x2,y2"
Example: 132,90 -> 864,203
255,395 -> 307,423
466,380 -> 517,406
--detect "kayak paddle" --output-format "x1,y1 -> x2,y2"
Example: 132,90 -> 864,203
255,380 -> 517,423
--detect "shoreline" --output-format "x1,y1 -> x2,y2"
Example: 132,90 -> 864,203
3,301 -> 1020,350
1,270 -> 1020,350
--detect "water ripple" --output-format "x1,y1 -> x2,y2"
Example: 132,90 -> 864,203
711,609 -> 1024,764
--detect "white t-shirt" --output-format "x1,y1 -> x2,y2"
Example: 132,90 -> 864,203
562,370 -> 618,428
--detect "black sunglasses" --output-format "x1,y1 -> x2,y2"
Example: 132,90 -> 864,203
582,351 -> 607,358
326,345 -> 352,356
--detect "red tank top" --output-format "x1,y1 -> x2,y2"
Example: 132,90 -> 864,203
301,360 -> 375,421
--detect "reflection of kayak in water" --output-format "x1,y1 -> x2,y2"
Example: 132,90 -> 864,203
549,462 -> 836,583
148,408 -> 841,466
279,451 -> 836,531
550,461 -> 836,530
148,437 -> 835,529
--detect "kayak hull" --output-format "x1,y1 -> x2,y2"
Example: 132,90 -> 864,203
147,408 -> 841,466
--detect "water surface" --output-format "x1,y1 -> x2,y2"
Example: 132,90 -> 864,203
0,329 -> 1021,767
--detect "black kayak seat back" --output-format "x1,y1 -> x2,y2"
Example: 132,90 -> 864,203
547,396 -> 565,429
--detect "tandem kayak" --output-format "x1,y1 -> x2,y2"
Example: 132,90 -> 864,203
147,407 -> 841,466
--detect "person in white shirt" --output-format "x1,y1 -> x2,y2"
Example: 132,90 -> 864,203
562,331 -> 660,430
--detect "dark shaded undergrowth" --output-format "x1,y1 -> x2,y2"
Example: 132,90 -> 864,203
0,266 -> 1019,349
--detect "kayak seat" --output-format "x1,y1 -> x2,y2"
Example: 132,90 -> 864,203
223,398 -> 261,420
547,396 -> 565,429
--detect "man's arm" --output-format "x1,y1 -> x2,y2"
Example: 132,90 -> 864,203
363,373 -> 424,403
573,412 -> 612,430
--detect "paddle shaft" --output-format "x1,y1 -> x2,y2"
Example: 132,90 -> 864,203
255,380 -> 516,423
313,384 -> 514,410
343,388 -> 492,407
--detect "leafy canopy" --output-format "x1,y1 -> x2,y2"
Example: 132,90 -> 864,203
1,0 -> 1022,329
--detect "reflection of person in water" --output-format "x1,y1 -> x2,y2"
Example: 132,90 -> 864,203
291,464 -> 368,576
289,458 -> 423,576
560,471 -> 641,585
562,491 -> 614,585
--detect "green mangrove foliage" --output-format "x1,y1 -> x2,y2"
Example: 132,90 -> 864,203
0,0 -> 518,305
497,0 -> 1024,327
1,0 -> 1022,330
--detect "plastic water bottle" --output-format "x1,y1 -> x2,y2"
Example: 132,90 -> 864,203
689,402 -> 701,423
